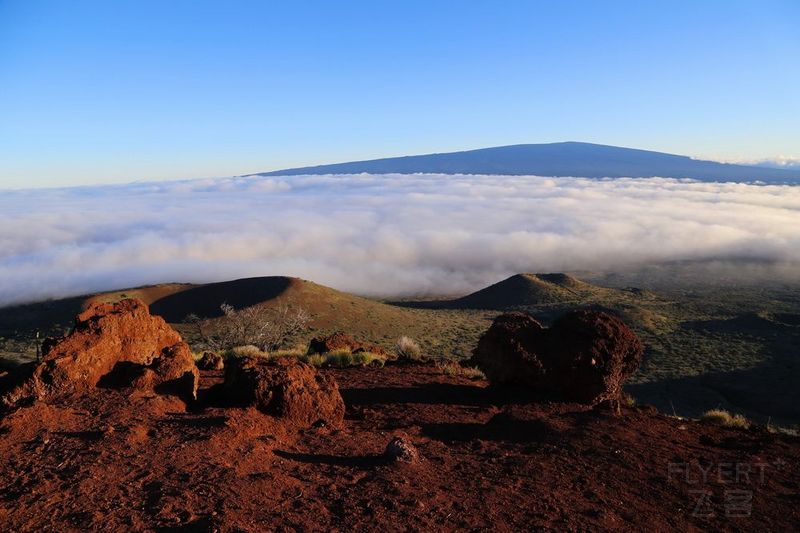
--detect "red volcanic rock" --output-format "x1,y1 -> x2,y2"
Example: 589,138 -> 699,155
223,357 -> 345,428
197,351 -> 225,371
1,299 -> 198,408
307,332 -> 388,357
384,435 -> 419,464
128,343 -> 200,403
471,310 -> 643,405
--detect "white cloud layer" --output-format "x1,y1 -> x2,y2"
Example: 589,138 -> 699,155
715,156 -> 800,170
1,174 -> 800,306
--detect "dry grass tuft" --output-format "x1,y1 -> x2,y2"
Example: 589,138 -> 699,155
324,350 -> 386,368
266,346 -> 306,358
700,409 -> 751,429
226,345 -> 267,358
437,361 -> 485,380
299,353 -> 327,367
395,336 -> 422,361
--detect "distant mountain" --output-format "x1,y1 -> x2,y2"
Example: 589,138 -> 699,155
449,273 -> 607,309
394,273 -> 627,311
256,142 -> 800,183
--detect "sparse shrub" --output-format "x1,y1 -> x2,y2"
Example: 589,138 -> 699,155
299,354 -> 327,367
324,350 -> 354,368
621,392 -> 637,408
701,409 -> 750,429
323,349 -> 386,368
459,366 -> 485,379
395,336 -> 422,361
351,351 -> 386,367
226,345 -> 268,359
437,361 -> 485,380
268,346 -> 306,358
188,303 -> 310,352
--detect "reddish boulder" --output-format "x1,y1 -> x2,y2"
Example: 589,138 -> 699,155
307,332 -> 388,356
223,357 -> 345,428
197,351 -> 224,371
471,310 -> 643,405
128,343 -> 200,402
384,435 -> 419,463
1,299 -> 198,408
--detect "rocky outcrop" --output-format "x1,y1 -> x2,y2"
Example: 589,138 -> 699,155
0,299 -> 198,408
223,357 -> 345,428
197,351 -> 224,371
307,332 -> 388,357
471,310 -> 643,405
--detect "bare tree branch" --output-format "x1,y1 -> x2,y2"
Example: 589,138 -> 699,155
188,303 -> 311,352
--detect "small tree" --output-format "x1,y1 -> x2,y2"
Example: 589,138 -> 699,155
189,303 -> 310,352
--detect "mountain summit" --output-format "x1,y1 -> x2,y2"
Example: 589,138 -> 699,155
257,142 -> 800,183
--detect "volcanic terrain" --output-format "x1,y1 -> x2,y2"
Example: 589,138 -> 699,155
1,361 -> 798,530
0,297 -> 798,531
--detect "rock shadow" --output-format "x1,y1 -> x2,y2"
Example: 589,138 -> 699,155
422,411 -> 556,443
273,449 -> 389,469
341,382 -> 544,408
149,276 -> 292,322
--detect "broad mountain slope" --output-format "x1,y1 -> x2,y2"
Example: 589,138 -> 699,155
151,277 -> 491,357
0,277 -> 492,361
256,142 -> 800,183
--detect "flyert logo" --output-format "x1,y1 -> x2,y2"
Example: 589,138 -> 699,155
667,459 -> 787,518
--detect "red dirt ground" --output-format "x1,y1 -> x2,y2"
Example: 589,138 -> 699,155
0,363 -> 797,531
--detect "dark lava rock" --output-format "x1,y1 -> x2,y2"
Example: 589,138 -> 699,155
384,436 -> 419,463
471,310 -> 643,405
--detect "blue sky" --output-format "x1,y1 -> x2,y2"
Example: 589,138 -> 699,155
1,0 -> 798,188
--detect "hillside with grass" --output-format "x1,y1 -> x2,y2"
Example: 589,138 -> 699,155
0,277 -> 494,365
2,273 -> 800,426
450,273 -> 617,308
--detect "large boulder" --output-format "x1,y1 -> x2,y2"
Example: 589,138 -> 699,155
1,299 -> 198,408
307,332 -> 388,356
471,310 -> 643,405
469,313 -> 546,385
127,343 -> 200,403
223,357 -> 345,428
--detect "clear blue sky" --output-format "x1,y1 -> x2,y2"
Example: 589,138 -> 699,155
1,0 -> 798,188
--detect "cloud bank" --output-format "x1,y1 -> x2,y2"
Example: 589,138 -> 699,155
716,156 -> 800,170
1,174 -> 800,306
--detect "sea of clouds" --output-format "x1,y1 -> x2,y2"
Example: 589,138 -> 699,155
1,173 -> 800,306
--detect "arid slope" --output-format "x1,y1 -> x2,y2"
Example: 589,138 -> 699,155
0,364 -> 796,531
